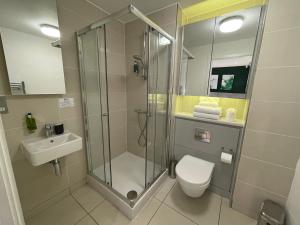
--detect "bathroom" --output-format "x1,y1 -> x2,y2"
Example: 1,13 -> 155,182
0,0 -> 299,225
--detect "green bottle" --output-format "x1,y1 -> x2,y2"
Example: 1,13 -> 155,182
26,113 -> 37,132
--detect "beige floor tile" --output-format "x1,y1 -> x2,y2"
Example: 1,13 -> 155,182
164,183 -> 221,225
128,198 -> 161,225
76,215 -> 98,225
148,204 -> 196,225
26,196 -> 86,225
72,185 -> 105,212
219,198 -> 256,225
90,200 -> 130,225
154,177 -> 176,201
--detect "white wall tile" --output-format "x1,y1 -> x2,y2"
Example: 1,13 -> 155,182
235,0 -> 300,218
242,129 -> 300,168
258,28 -> 300,68
246,101 -> 300,137
264,0 -> 300,32
252,67 -> 300,103
237,156 -> 295,196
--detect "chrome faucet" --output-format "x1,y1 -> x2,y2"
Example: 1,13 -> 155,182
45,123 -> 54,137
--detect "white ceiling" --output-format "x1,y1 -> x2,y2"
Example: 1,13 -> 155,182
0,0 -> 203,40
0,0 -> 259,44
184,6 -> 262,47
88,0 -> 203,15
0,0 -> 58,40
88,0 -> 204,23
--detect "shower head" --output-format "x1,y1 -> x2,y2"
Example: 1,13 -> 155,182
133,55 -> 144,65
133,55 -> 147,80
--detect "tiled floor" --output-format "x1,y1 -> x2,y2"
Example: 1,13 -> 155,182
26,178 -> 257,225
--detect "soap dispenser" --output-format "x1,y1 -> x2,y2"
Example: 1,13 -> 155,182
26,113 -> 37,132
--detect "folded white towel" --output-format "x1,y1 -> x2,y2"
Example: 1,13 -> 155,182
193,112 -> 220,120
194,105 -> 221,115
198,101 -> 219,108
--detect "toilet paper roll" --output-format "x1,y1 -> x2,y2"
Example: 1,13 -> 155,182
221,152 -> 233,164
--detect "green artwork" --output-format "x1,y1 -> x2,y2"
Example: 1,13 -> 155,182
221,75 -> 234,91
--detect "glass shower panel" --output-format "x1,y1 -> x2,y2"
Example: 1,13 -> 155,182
154,32 -> 170,178
146,27 -> 158,185
79,27 -> 111,185
146,28 -> 171,185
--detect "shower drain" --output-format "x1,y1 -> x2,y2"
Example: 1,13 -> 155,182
127,190 -> 138,207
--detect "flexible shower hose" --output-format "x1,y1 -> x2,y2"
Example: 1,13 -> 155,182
137,111 -> 147,147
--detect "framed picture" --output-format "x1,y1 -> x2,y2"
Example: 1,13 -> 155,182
210,66 -> 250,94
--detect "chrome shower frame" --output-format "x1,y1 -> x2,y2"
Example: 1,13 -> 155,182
77,5 -> 174,42
76,4 -> 176,215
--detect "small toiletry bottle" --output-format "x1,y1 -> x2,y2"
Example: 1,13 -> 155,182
26,113 -> 37,132
54,123 -> 64,135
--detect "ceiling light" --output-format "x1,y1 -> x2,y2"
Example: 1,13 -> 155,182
40,24 -> 60,38
159,36 -> 171,45
219,16 -> 244,33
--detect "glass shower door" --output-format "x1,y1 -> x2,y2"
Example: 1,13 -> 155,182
78,27 -> 111,185
146,27 -> 171,186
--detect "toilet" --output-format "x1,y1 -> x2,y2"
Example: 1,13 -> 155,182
176,155 -> 215,198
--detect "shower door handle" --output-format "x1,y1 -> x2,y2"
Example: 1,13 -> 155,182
102,113 -> 109,117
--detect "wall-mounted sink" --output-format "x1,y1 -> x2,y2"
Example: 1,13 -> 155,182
22,132 -> 82,166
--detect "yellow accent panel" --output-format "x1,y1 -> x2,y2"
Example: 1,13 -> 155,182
182,0 -> 266,25
175,96 -> 249,121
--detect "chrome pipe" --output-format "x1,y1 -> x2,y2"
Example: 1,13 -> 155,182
50,159 -> 62,176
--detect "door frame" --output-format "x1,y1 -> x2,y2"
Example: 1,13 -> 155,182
0,115 -> 25,225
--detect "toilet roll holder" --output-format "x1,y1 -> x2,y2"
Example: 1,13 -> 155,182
220,147 -> 234,164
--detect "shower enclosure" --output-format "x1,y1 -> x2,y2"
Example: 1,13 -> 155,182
77,5 -> 173,216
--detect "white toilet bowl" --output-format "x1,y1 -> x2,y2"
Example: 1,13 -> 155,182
175,155 -> 215,198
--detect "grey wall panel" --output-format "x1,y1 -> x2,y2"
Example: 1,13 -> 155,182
174,118 -> 241,196
175,118 -> 240,156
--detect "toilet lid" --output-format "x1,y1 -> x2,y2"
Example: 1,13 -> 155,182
176,155 -> 215,185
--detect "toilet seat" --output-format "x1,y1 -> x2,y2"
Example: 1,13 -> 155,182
176,155 -> 214,186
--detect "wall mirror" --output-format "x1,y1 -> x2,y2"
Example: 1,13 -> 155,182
179,6 -> 262,98
0,0 -> 65,95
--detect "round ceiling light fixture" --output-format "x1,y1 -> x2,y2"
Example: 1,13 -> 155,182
219,16 -> 244,33
40,24 -> 60,38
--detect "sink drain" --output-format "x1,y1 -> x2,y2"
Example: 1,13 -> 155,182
127,190 -> 137,207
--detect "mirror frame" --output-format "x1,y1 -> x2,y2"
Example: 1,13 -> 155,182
178,5 -> 268,99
